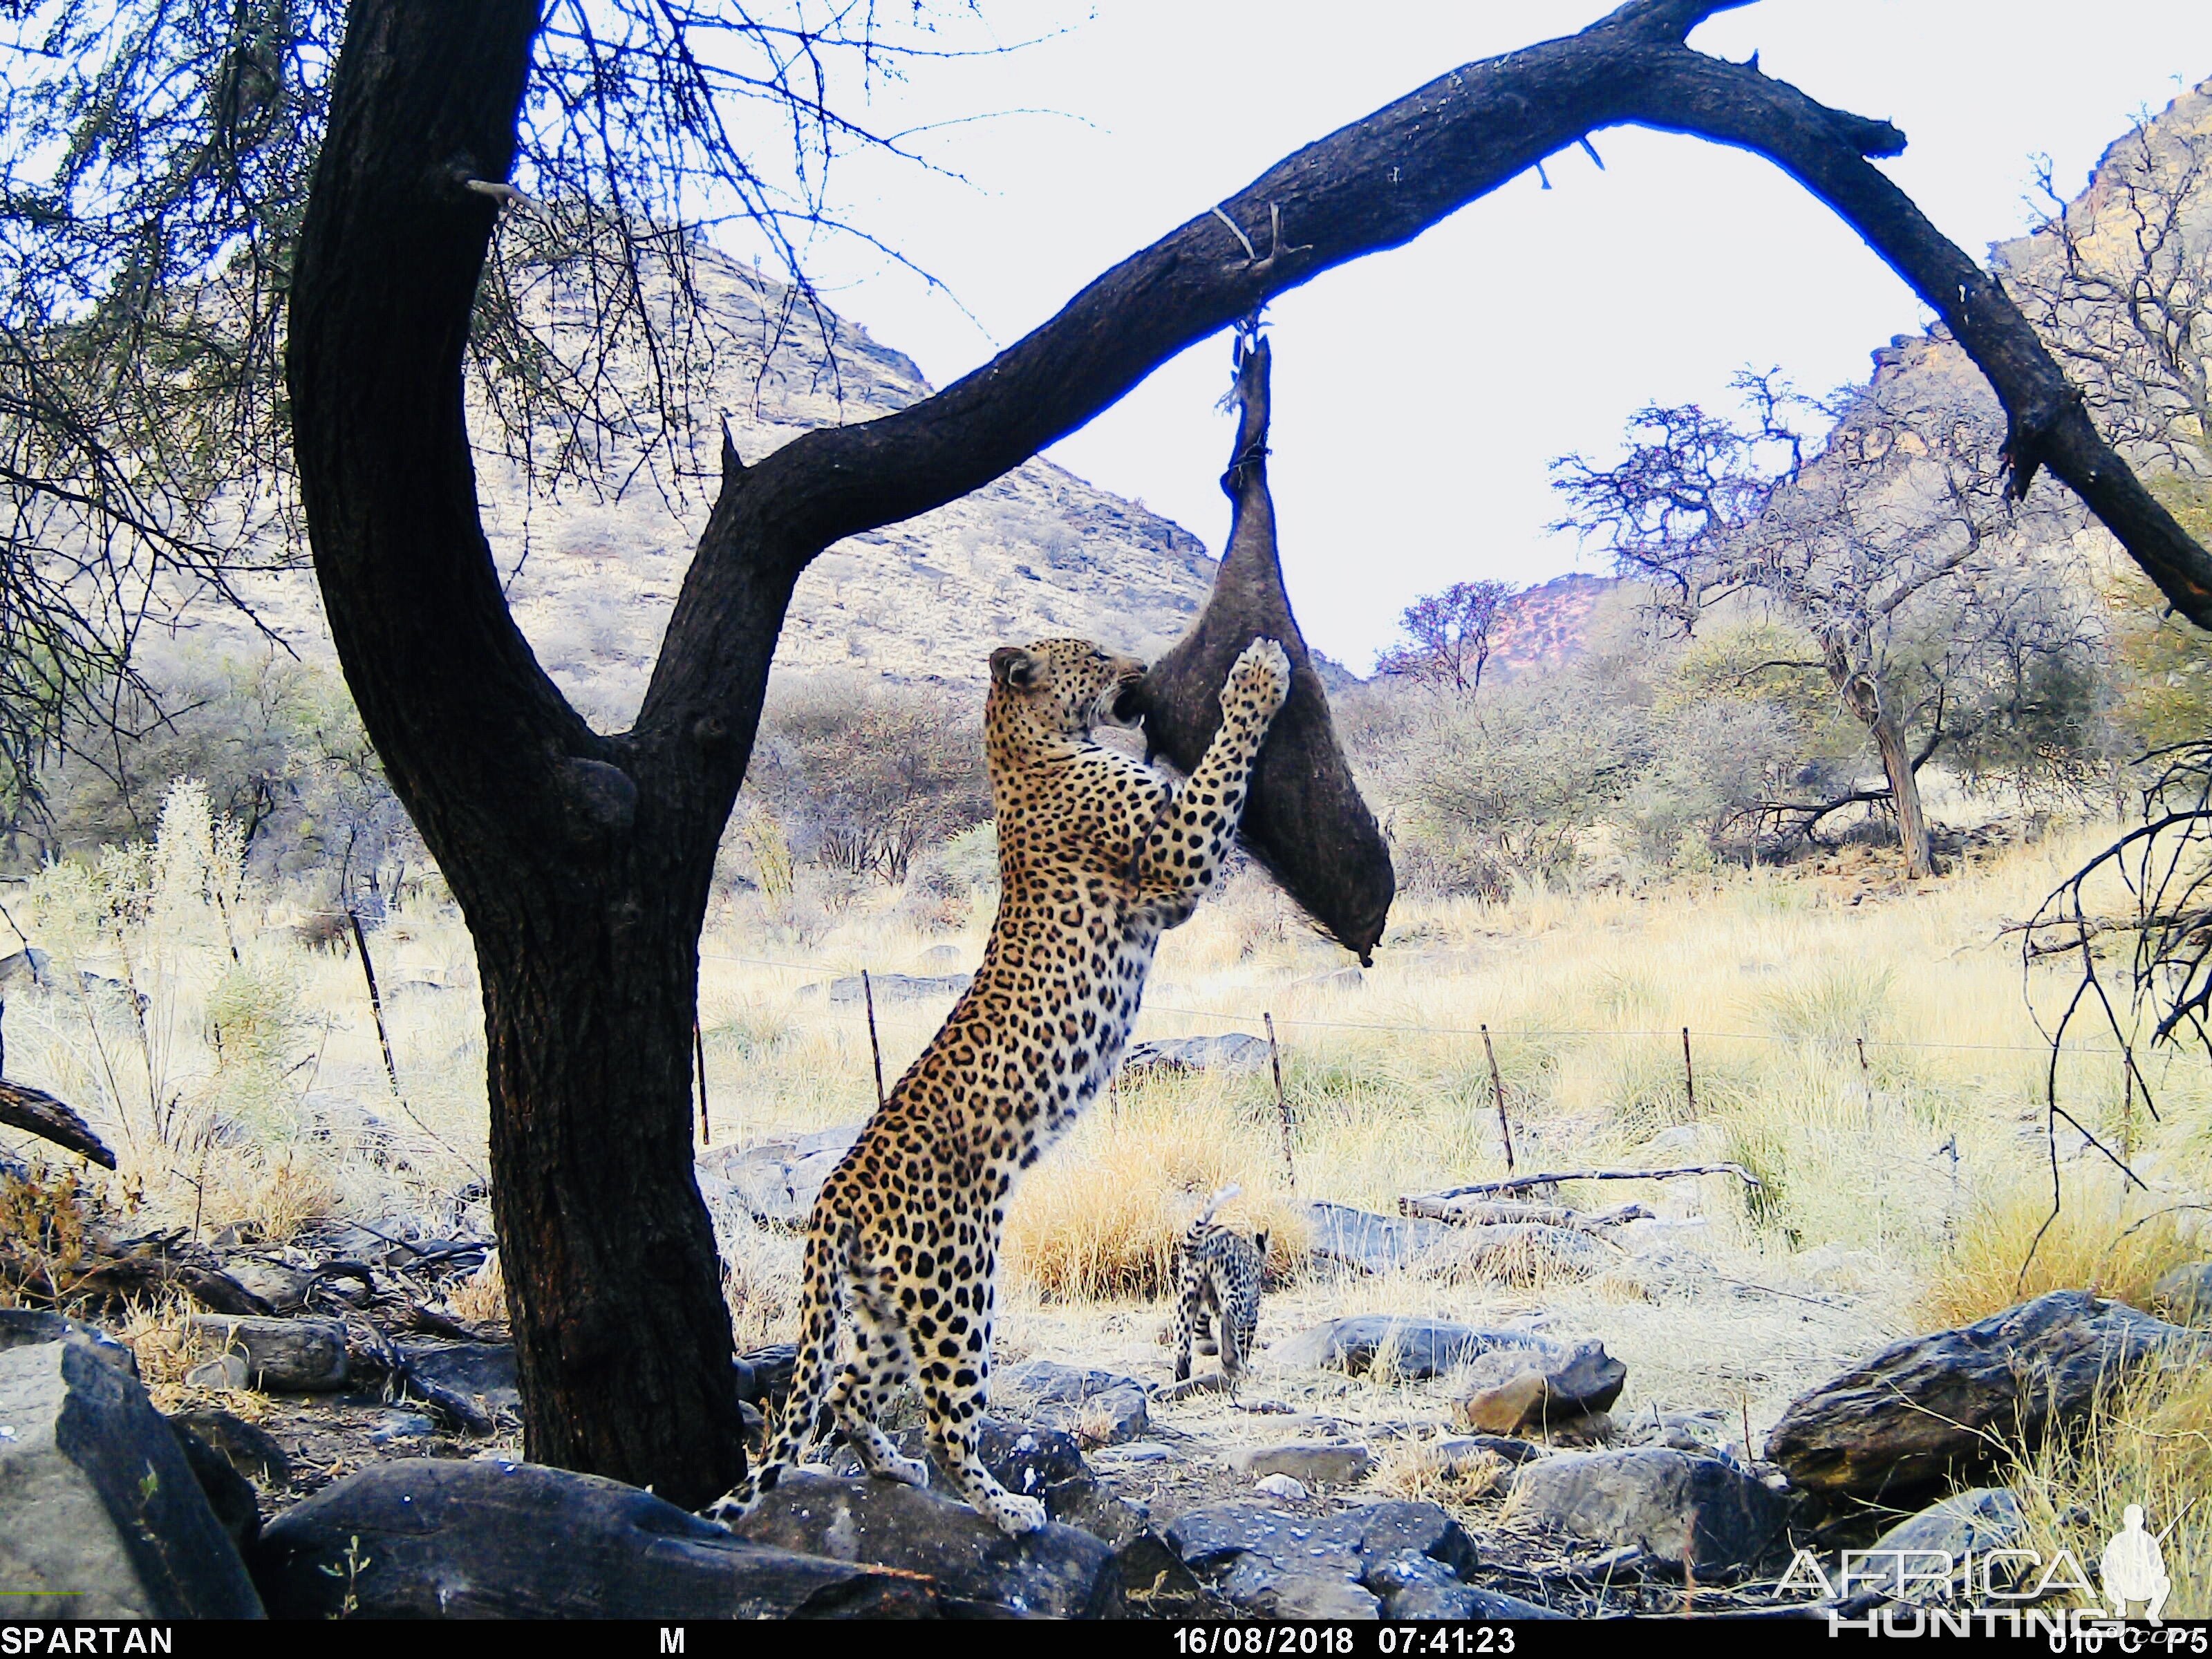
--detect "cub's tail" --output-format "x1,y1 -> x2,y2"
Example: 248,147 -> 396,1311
1188,1183 -> 1242,1237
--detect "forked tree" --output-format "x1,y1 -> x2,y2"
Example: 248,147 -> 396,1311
12,0 -> 2212,1503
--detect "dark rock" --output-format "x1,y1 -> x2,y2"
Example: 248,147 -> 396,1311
699,1124 -> 863,1228
1367,1553 -> 1565,1620
0,1307 -> 138,1375
1302,1203 -> 1452,1275
1275,1315 -> 1571,1383
1120,1034 -> 1271,1076
186,1314 -> 348,1391
168,1421 -> 261,1553
400,1340 -> 520,1423
1871,1488 -> 2025,1560
223,1258 -> 312,1313
997,1359 -> 1149,1445
741,1342 -> 798,1405
1228,1442 -> 1376,1486
1510,1450 -> 1786,1575
1767,1291 -> 2204,1498
1454,1338 -> 1627,1433
0,1335 -> 264,1616
1166,1499 -> 1479,1620
254,1459 -> 937,1618
809,973 -> 972,1006
168,1408 -> 292,1487
727,1469 -> 1121,1618
2150,1262 -> 2212,1326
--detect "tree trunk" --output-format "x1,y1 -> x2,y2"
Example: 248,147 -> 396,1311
1868,705 -> 1935,879
474,871 -> 742,1508
1831,652 -> 1934,879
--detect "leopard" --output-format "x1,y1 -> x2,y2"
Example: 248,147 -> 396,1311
709,633 -> 1293,1537
1170,1184 -> 1269,1385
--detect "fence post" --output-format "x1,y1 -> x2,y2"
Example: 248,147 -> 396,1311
1857,1035 -> 1873,1132
1681,1027 -> 1696,1119
863,969 -> 886,1112
1481,1024 -> 1515,1174
348,908 -> 402,1099
1264,1011 -> 1295,1192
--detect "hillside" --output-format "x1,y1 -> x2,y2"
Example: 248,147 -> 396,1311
187,250 -> 1219,729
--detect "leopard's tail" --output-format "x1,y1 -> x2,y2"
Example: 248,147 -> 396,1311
749,1206 -> 854,1501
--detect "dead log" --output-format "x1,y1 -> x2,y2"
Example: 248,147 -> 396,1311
0,1246 -> 271,1315
1406,1164 -> 1761,1206
1400,1196 -> 1656,1231
1132,337 -> 1396,963
0,1079 -> 116,1170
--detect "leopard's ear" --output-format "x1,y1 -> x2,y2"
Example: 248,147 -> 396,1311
990,646 -> 1037,689
1252,1230 -> 1270,1258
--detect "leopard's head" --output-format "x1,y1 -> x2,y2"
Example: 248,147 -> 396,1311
988,638 -> 1147,738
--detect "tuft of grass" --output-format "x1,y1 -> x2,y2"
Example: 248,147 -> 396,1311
1920,1177 -> 2202,1330
2009,1360 -> 2212,1620
1005,1086 -> 1307,1302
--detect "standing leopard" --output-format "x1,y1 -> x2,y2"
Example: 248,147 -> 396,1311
710,634 -> 1291,1537
1171,1185 -> 1269,1385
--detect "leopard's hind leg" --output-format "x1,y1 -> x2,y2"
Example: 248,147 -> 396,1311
706,1217 -> 845,1520
827,1266 -> 928,1488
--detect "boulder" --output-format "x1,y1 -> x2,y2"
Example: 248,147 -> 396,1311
1120,1035 -> 1271,1077
1766,1291 -> 2204,1498
1253,1473 -> 1309,1501
1274,1315 -> 1573,1384
0,1307 -> 138,1375
727,1469 -> 1121,1618
809,973 -> 972,1006
1365,1553 -> 1564,1620
1510,1450 -> 1786,1575
400,1340 -> 520,1423
1870,1488 -> 2025,1560
185,1354 -> 249,1391
1166,1499 -> 1478,1620
186,1315 -> 348,1391
996,1359 -> 1149,1445
740,1342 -> 798,1405
2150,1262 -> 2212,1326
1227,1443 -> 1376,1487
168,1420 -> 261,1553
1453,1338 -> 1627,1433
254,1459 -> 937,1618
699,1124 -> 864,1228
1303,1203 -> 1453,1275
0,1335 -> 264,1616
165,1407 -> 291,1488
223,1259 -> 313,1313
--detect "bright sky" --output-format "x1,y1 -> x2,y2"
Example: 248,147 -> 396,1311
792,2 -> 2211,671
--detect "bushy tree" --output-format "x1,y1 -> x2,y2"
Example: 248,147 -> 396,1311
1555,365 -> 2095,877
1375,580 -> 1517,693
744,673 -> 988,884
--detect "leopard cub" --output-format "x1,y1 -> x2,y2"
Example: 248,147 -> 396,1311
1171,1185 -> 1270,1383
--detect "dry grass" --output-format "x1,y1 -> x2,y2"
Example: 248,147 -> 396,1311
1920,1176 -> 2204,1329
3,783 -> 2208,1489
1005,1082 -> 1309,1300
2011,1362 -> 2212,1619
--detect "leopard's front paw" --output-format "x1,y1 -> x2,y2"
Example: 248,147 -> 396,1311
702,1487 -> 753,1526
1224,637 -> 1291,723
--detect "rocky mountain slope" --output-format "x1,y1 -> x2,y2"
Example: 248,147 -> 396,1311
192,250 -> 1219,729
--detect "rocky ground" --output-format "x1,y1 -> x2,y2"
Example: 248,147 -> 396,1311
6,1158 -> 2209,1619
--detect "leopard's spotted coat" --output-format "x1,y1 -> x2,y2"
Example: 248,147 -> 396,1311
711,635 -> 1291,1535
